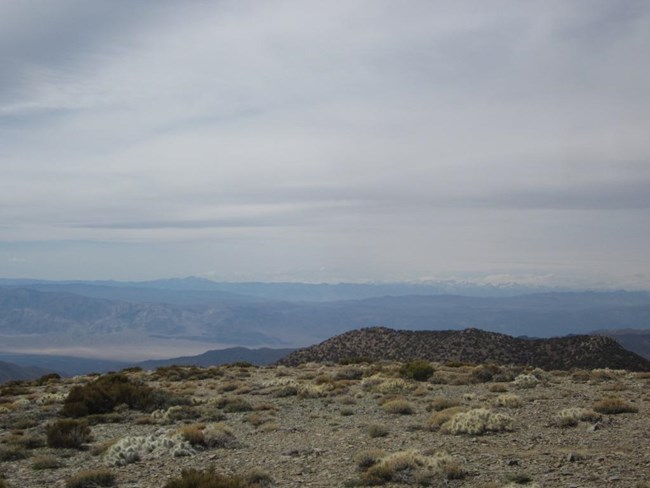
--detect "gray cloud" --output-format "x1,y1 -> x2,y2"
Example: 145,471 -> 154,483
0,0 -> 649,287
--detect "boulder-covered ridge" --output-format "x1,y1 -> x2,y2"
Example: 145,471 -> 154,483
278,327 -> 650,371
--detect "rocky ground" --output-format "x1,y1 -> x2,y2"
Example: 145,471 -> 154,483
0,362 -> 649,487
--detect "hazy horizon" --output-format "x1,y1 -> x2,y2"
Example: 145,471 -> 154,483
2,1 -> 649,289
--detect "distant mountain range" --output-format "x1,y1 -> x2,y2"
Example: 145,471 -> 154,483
1,281 -> 649,363
0,276 -> 565,302
137,347 -> 295,370
279,327 -> 650,371
0,360 -> 50,383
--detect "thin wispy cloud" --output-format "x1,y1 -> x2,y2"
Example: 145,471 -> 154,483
0,0 -> 649,286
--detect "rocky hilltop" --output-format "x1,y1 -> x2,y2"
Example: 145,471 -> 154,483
279,327 -> 650,371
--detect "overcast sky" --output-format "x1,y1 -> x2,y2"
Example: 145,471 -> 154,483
1,0 -> 649,288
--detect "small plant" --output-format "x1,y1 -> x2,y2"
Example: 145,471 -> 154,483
426,406 -> 466,431
593,396 -> 638,414
203,423 -> 239,449
494,394 -> 523,408
31,455 -> 63,470
513,374 -> 539,389
367,424 -> 389,438
357,450 -> 462,485
164,467 -> 269,488
355,449 -> 386,470
471,364 -> 501,383
504,472 -> 533,484
382,398 -> 415,415
218,397 -> 253,413
65,469 -> 115,488
443,408 -> 513,435
428,397 -> 461,412
179,424 -> 206,446
553,408 -> 602,427
0,446 -> 28,461
46,419 -> 92,449
399,360 -> 434,381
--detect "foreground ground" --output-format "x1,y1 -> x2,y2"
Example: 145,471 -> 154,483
0,361 -> 649,487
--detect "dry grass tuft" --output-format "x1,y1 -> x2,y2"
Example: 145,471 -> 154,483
593,396 -> 638,415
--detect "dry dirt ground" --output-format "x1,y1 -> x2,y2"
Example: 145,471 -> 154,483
0,362 -> 649,488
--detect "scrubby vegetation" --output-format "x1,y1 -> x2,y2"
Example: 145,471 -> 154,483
65,469 -> 115,488
0,361 -> 648,487
46,419 -> 92,449
62,373 -> 177,417
163,468 -> 271,488
399,360 -> 434,382
593,396 -> 639,414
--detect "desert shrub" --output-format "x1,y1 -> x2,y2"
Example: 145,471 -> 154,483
593,396 -> 638,414
0,446 -> 28,461
428,397 -> 461,412
31,455 -> 63,470
164,467 -> 269,488
367,424 -> 389,438
335,368 -> 364,381
443,408 -> 513,435
426,406 -> 466,431
399,360 -> 434,381
16,434 -> 46,449
202,423 -> 239,449
273,385 -> 298,397
162,405 -> 201,422
374,378 -> 414,394
65,469 -> 115,488
504,472 -> 533,484
62,373 -> 174,417
179,424 -> 206,446
471,364 -> 501,383
359,450 -> 463,485
222,397 -> 253,413
46,419 -> 92,448
32,373 -> 61,386
382,398 -> 415,415
513,374 -> 539,389
0,381 -> 29,397
245,412 -> 273,427
553,408 -> 602,427
355,449 -> 386,470
494,394 -> 523,408
105,430 -> 195,466
120,366 -> 143,373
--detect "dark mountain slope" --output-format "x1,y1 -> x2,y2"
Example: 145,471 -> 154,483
138,347 -> 295,370
0,360 -> 50,383
279,327 -> 650,371
592,329 -> 650,360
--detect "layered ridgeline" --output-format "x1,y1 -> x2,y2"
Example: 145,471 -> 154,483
279,327 -> 650,371
0,360 -> 50,383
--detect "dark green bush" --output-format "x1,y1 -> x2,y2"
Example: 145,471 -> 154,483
62,373 -> 171,417
33,373 -> 61,386
399,360 -> 434,382
470,364 -> 501,383
46,419 -> 92,449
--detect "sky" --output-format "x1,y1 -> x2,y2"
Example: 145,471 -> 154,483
1,0 -> 649,288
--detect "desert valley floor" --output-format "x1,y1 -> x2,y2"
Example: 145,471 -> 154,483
1,361 -> 649,488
